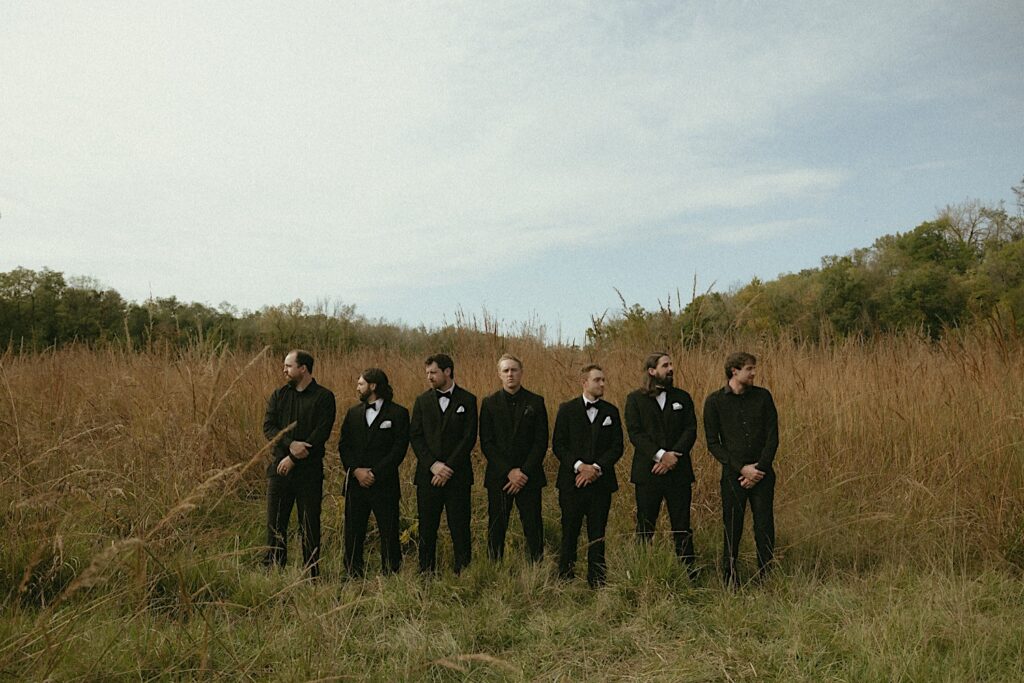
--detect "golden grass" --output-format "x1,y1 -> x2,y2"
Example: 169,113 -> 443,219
1,333 -> 1022,678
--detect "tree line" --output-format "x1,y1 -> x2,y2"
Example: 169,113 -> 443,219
4,178 -> 1022,352
588,179 -> 1024,346
0,270 -> 488,353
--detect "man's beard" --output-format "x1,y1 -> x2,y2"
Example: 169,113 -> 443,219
657,372 -> 674,389
286,376 -> 299,387
358,388 -> 371,402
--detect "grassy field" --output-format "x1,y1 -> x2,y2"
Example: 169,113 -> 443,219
2,333 -> 1023,680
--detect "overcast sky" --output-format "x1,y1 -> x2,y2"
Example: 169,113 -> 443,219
3,1 -> 1022,343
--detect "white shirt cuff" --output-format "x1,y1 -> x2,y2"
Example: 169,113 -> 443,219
573,460 -> 583,473
654,449 -> 666,463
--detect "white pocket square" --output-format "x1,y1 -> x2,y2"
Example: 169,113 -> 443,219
456,405 -> 466,413
602,416 -> 613,426
380,420 -> 392,429
672,402 -> 683,411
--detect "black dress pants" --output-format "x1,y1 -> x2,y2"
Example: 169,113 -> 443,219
720,472 -> 775,584
416,483 -> 472,574
635,482 -> 695,565
344,478 -> 402,577
558,487 -> 612,587
265,468 -> 323,577
486,486 -> 544,562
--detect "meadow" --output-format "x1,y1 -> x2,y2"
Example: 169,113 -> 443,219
1,331 -> 1022,681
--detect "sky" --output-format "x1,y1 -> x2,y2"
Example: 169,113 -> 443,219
2,1 -> 1022,344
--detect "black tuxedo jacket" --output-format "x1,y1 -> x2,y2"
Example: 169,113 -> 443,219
551,397 -> 624,492
624,387 -> 697,486
479,388 -> 549,490
337,399 -> 410,488
410,385 -> 478,487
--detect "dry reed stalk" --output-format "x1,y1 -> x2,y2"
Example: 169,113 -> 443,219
1,336 -> 1020,616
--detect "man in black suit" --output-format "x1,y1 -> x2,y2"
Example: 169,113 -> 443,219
704,352 -> 779,587
479,353 -> 549,562
338,368 -> 410,577
552,364 -> 624,587
624,352 -> 699,574
263,349 -> 336,578
409,353 -> 478,574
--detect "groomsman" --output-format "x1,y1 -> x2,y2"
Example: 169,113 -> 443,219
262,349 -> 336,578
552,364 -> 624,587
704,352 -> 779,586
410,353 -> 478,574
479,354 -> 549,562
337,368 -> 409,577
624,352 -> 699,574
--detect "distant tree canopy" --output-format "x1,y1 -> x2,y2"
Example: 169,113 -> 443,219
0,269 -> 498,354
4,179 -> 1022,352
587,178 -> 1024,347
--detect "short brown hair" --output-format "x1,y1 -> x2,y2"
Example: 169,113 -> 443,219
425,353 -> 455,378
581,363 -> 603,377
290,349 -> 314,374
724,352 -> 756,380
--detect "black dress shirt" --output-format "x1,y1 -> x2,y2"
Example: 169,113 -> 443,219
263,379 -> 337,476
703,384 -> 778,477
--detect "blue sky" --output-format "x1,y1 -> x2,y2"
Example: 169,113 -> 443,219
2,1 -> 1022,344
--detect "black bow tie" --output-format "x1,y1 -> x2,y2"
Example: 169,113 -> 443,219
365,402 -> 378,412
585,400 -> 599,411
436,390 -> 452,400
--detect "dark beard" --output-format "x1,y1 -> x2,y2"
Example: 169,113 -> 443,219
358,389 -> 371,403
657,372 -> 674,389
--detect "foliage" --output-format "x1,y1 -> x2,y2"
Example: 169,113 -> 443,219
0,271 -> 533,355
588,178 -> 1024,345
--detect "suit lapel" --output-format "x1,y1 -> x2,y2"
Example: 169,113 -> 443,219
422,392 -> 442,444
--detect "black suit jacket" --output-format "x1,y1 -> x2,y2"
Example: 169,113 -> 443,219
624,388 -> 697,486
337,399 -> 410,488
479,388 -> 549,490
410,385 -> 478,487
551,397 -> 624,492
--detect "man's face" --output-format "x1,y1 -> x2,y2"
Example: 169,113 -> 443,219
498,359 -> 523,393
356,376 -> 374,402
582,369 -> 606,399
732,363 -> 757,387
649,355 -> 674,388
425,362 -> 452,390
283,352 -> 306,387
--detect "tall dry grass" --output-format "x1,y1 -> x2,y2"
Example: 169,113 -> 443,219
1,332 -> 1022,678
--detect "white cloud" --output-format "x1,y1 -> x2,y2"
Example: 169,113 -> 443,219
2,0 -> 1010,316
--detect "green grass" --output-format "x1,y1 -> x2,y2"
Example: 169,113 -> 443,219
3,503 -> 1023,681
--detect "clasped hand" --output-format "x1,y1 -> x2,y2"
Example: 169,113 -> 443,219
739,464 -> 765,489
354,467 -> 375,488
651,451 -> 680,476
575,463 -> 600,488
503,467 -> 529,494
430,461 -> 454,487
